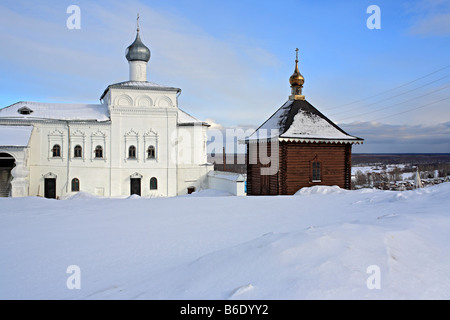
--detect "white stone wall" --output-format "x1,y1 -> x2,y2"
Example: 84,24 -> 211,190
207,171 -> 246,196
106,87 -> 180,197
26,122 -> 112,198
1,85 -> 213,198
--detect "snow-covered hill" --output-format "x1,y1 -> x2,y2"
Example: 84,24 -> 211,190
1,184 -> 450,300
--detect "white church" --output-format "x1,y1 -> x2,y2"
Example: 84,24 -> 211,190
0,24 -> 215,198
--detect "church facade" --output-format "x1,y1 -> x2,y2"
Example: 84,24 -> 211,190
0,26 -> 213,198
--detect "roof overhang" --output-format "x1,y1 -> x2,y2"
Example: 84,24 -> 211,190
241,137 -> 364,145
278,137 -> 364,144
0,125 -> 33,148
100,81 -> 182,101
178,122 -> 211,127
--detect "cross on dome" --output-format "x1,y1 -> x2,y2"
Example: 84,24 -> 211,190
289,48 -> 305,100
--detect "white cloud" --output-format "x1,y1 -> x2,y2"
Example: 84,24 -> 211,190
410,12 -> 450,36
406,0 -> 450,36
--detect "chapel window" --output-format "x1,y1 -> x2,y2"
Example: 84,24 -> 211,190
312,162 -> 321,182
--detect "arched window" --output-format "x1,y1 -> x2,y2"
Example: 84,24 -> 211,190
150,177 -> 158,190
147,146 -> 155,159
129,145 -> 136,159
71,178 -> 80,192
52,144 -> 61,157
95,145 -> 103,158
74,145 -> 82,158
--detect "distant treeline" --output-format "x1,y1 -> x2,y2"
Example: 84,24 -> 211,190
352,154 -> 450,166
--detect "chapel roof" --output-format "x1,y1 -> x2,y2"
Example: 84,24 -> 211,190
244,49 -> 363,145
245,99 -> 363,144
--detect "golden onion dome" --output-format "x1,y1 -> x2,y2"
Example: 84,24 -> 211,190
289,59 -> 304,87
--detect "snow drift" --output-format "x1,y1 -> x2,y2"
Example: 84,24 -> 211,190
1,183 -> 450,300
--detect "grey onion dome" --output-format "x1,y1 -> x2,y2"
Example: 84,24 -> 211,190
125,31 -> 151,62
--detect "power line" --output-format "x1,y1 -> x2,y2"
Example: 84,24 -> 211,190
334,83 -> 450,122
329,74 -> 450,117
322,64 -> 450,111
369,96 -> 450,122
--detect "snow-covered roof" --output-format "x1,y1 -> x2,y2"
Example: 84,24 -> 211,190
208,170 -> 245,182
178,109 -> 209,126
0,125 -> 33,147
245,99 -> 363,144
0,101 -> 207,127
0,101 -> 110,122
100,81 -> 181,100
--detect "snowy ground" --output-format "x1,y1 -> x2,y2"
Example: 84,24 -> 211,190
1,184 -> 450,300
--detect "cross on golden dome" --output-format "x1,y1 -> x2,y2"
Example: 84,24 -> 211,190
289,48 -> 305,100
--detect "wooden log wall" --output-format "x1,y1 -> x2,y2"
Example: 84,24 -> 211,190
281,142 -> 349,195
246,141 -> 352,195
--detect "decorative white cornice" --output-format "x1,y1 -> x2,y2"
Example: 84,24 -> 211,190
144,129 -> 158,137
91,129 -> 107,138
109,106 -> 178,116
125,128 -> 139,137
48,128 -> 64,136
71,129 -> 85,137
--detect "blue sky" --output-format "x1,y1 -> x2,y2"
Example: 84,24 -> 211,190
0,0 -> 449,152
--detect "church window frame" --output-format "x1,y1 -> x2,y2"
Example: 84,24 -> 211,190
147,145 -> 155,159
52,144 -> 61,158
128,145 -> 137,159
150,177 -> 158,190
95,145 -> 103,159
74,145 -> 82,158
71,178 -> 80,192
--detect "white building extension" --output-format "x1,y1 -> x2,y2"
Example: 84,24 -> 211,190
0,24 -> 213,198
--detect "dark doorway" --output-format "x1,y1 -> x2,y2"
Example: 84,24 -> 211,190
44,178 -> 56,199
130,178 -> 141,196
187,186 -> 195,194
0,153 -> 15,197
